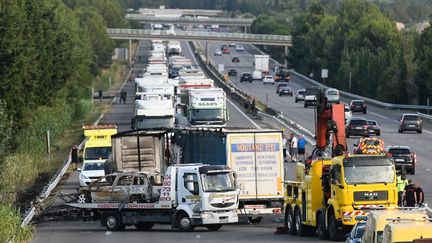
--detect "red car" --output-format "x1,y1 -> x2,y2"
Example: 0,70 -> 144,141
222,48 -> 230,54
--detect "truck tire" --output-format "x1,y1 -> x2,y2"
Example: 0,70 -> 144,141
206,224 -> 223,231
102,212 -> 124,231
317,212 -> 328,240
135,222 -> 154,231
328,214 -> 343,241
286,207 -> 296,235
176,213 -> 194,232
294,208 -> 307,236
248,217 -> 262,223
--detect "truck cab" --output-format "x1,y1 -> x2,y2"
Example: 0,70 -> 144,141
79,124 -> 117,187
184,88 -> 228,127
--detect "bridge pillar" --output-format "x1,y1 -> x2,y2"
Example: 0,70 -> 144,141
284,45 -> 289,66
129,39 -> 132,64
244,25 -> 247,33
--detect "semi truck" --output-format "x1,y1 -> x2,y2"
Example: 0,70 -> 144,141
254,55 -> 269,74
171,129 -> 284,222
72,164 -> 239,232
177,88 -> 228,127
79,124 -> 118,187
283,93 -> 398,241
167,41 -> 182,56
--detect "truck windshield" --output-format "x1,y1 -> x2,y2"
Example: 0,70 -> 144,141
344,165 -> 394,184
85,147 -> 112,160
201,172 -> 235,192
191,109 -> 223,121
134,116 -> 174,129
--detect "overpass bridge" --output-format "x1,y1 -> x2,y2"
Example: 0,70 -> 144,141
126,14 -> 254,31
107,28 -> 291,63
138,8 -> 222,17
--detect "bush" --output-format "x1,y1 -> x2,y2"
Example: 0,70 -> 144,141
0,204 -> 34,243
74,99 -> 92,120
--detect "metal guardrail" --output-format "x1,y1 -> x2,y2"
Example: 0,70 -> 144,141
107,28 -> 291,46
138,8 -> 223,16
126,14 -> 254,26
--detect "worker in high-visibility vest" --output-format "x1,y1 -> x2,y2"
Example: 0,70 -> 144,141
397,174 -> 408,206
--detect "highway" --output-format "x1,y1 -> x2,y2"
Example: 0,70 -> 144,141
32,40 -> 304,243
203,41 -> 432,203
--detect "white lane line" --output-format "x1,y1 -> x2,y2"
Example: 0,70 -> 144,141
227,98 -> 261,129
423,129 -> 432,134
370,112 -> 389,120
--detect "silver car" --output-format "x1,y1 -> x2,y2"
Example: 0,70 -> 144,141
295,89 -> 306,103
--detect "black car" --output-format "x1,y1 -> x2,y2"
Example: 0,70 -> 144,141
350,100 -> 367,114
346,117 -> 369,138
398,113 -> 422,133
345,219 -> 366,243
232,56 -> 240,63
366,120 -> 381,136
385,145 -> 416,174
240,72 -> 253,83
228,69 -> 237,76
279,86 -> 293,96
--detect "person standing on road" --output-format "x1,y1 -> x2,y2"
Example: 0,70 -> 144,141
403,179 -> 417,207
297,135 -> 307,162
414,183 -> 424,205
70,144 -> 79,171
397,174 -> 408,206
290,133 -> 298,162
282,135 -> 288,162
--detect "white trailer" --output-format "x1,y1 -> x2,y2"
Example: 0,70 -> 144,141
254,55 -> 270,74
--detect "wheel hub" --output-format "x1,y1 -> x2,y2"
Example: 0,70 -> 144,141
107,216 -> 117,228
180,217 -> 191,229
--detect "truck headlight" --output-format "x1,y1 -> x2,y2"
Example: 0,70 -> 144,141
201,212 -> 214,219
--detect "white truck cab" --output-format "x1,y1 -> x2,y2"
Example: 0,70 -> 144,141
184,88 -> 228,127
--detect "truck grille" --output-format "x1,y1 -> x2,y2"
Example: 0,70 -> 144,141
210,202 -> 235,208
353,191 -> 388,201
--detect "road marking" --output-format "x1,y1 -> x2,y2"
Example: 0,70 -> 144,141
423,129 -> 432,134
227,98 -> 261,129
427,168 -> 431,172
370,112 -> 389,120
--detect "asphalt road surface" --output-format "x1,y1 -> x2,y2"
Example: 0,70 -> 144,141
32,40 -> 313,243
204,40 -> 432,203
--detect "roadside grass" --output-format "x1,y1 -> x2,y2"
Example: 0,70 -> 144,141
0,60 -> 128,242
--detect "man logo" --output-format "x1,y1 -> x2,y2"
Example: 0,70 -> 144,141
364,192 -> 378,200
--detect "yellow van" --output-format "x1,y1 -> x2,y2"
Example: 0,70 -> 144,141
382,220 -> 432,243
362,209 -> 429,243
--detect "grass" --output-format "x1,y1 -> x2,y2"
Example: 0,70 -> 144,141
0,60 -> 129,242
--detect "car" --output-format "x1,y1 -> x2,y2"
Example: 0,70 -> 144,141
232,56 -> 240,63
229,42 -> 236,47
220,44 -> 228,51
325,88 -> 340,104
79,172 -> 160,203
222,48 -> 230,54
385,145 -> 416,174
353,137 -> 384,154
235,45 -> 244,51
398,113 -> 422,133
344,105 -> 352,121
304,87 -> 323,108
262,75 -> 275,85
276,83 -> 289,94
228,69 -> 237,76
279,86 -> 293,96
350,100 -> 367,114
240,72 -> 253,83
345,218 -> 367,243
294,89 -> 306,103
214,49 -> 222,56
345,117 -> 369,138
366,120 -> 381,136
78,161 -> 106,187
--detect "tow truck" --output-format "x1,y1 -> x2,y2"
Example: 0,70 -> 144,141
68,164 -> 239,232
283,92 -> 398,240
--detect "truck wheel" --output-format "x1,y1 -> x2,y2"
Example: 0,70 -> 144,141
102,212 -> 124,231
135,222 -> 154,231
294,208 -> 306,236
248,217 -> 262,223
286,207 -> 296,235
176,213 -> 194,232
77,191 -> 91,203
206,224 -> 223,231
317,213 -> 328,240
328,214 -> 342,241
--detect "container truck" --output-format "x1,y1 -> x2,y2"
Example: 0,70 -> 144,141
71,164 -> 239,232
79,124 -> 118,187
167,41 -> 182,56
171,128 -> 284,222
254,55 -> 269,74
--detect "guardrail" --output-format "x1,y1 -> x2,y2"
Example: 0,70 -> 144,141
138,8 -> 223,16
107,28 -> 291,46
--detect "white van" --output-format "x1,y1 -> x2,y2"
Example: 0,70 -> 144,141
252,70 -> 263,81
325,88 -> 340,103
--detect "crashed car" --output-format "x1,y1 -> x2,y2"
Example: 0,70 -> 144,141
78,172 -> 161,203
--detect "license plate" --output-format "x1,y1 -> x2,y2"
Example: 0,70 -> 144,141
395,159 -> 404,162
369,130 -> 374,132
356,126 -> 362,129
220,218 -> 228,223
408,125 -> 415,127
